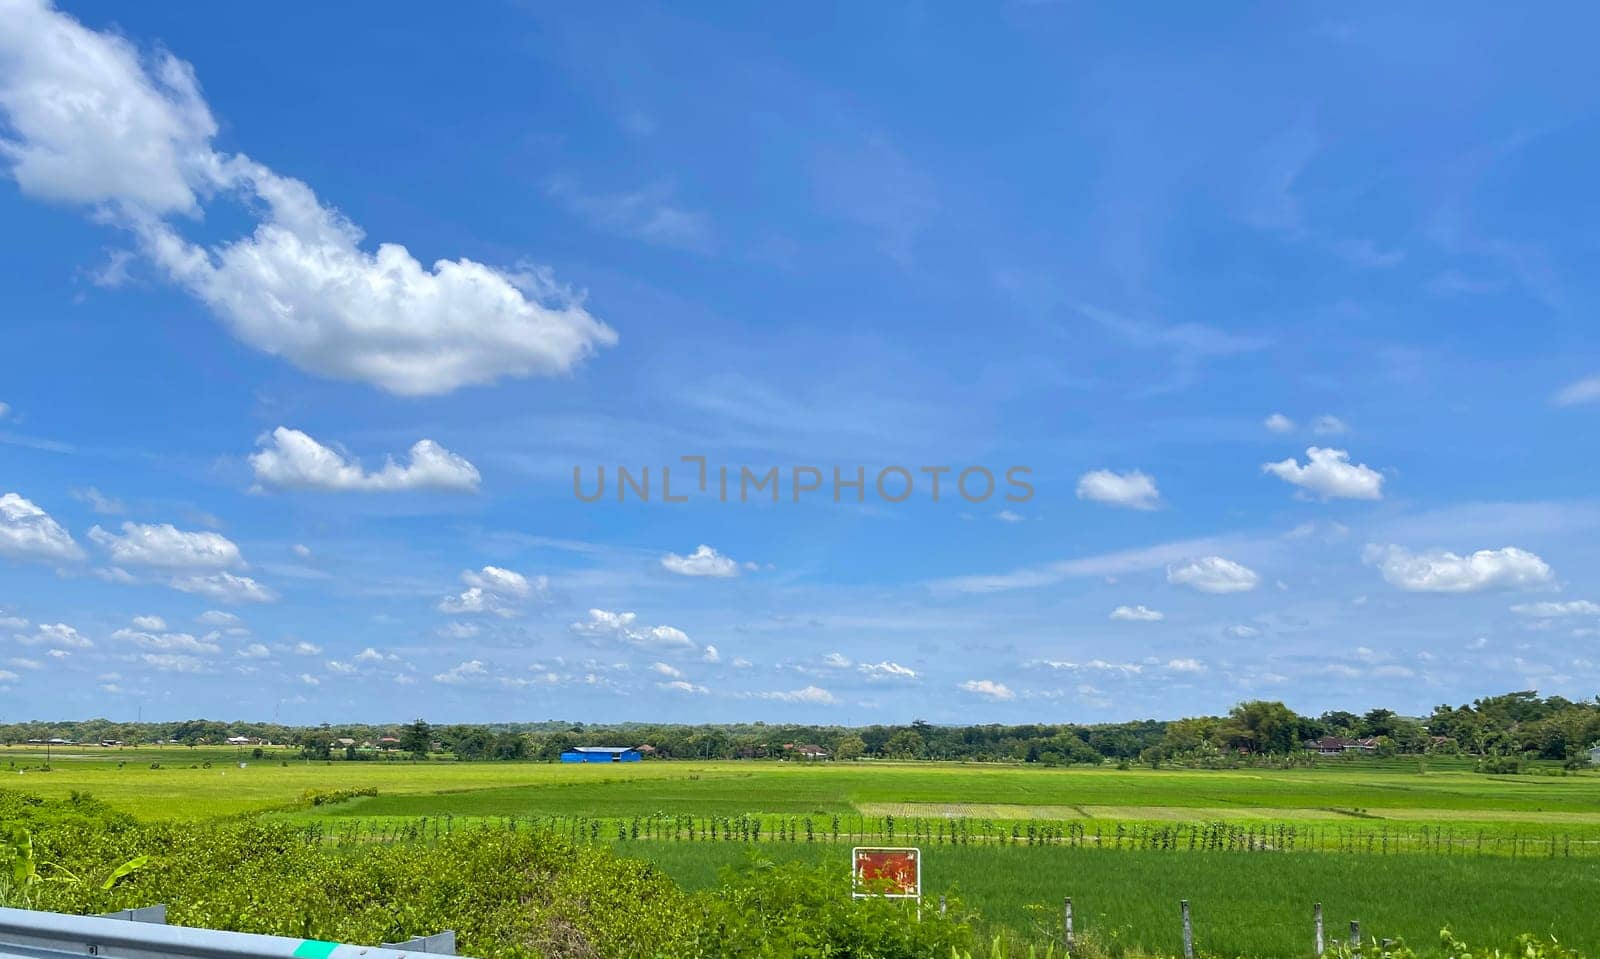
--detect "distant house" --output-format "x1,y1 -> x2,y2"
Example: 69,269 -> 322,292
377,736 -> 400,749
793,745 -> 829,759
225,736 -> 255,746
335,737 -> 356,748
1589,745 -> 1600,766
560,746 -> 641,763
1308,736 -> 1377,755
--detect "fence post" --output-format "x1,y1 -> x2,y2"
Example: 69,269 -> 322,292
1314,902 -> 1324,957
1350,920 -> 1361,958
1063,896 -> 1074,950
1181,900 -> 1193,959
939,895 -> 947,916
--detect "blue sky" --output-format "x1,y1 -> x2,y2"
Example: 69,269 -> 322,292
2,1 -> 1599,725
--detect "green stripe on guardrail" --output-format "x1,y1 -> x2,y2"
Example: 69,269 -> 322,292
291,940 -> 339,959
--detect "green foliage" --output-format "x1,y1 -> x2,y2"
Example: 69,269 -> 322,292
301,786 -> 379,806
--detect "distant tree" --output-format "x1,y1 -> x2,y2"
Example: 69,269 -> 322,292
834,735 -> 866,761
399,718 -> 432,759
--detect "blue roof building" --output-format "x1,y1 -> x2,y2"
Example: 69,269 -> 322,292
560,746 -> 642,763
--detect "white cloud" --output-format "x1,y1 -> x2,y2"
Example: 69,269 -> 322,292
291,543 -> 312,558
1264,413 -> 1295,434
650,662 -> 684,679
237,643 -> 270,659
15,622 -> 92,648
1075,469 -> 1161,510
353,647 -> 387,663
0,1 -> 617,396
659,679 -> 710,695
1227,624 -> 1261,638
89,522 -> 242,569
1037,659 -> 1144,675
1364,544 -> 1554,593
959,679 -> 1015,701
758,685 -> 837,705
71,487 -> 125,514
140,653 -> 209,674
0,401 -> 8,419
435,621 -> 481,640
660,544 -> 740,578
0,670 -> 17,683
196,610 -> 239,627
1510,600 -> 1600,618
292,641 -> 322,656
1553,375 -> 1600,407
249,427 -> 480,493
1262,447 -> 1383,500
995,510 -> 1024,523
701,644 -> 721,664
1110,604 -> 1164,622
859,661 -> 918,680
1167,556 -> 1260,594
1311,415 -> 1349,436
570,608 -> 695,651
1166,658 -> 1206,672
112,627 -> 218,654
171,571 -> 276,604
0,0 -> 216,213
822,652 -> 853,669
299,673 -> 320,686
438,566 -> 546,617
130,615 -> 166,631
0,492 -> 83,563
546,177 -> 709,250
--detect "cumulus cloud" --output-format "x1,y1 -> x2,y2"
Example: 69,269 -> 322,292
437,566 -> 546,617
659,679 -> 709,695
1262,447 -> 1383,500
757,685 -> 837,705
1264,413 -> 1295,434
570,608 -> 695,651
237,643 -> 270,659
1364,544 -> 1554,593
1110,604 -> 1164,622
15,622 -> 92,648
822,652 -> 853,669
1510,600 -> 1600,618
1075,470 -> 1161,510
112,627 -> 218,654
959,679 -> 1015,701
1311,415 -> 1349,435
0,1 -> 617,396
660,544 -> 740,578
130,615 -> 166,631
1166,658 -> 1206,672
0,492 -> 83,563
249,427 -> 480,493
170,571 -> 277,604
701,644 -> 721,664
859,661 -> 918,680
196,610 -> 239,627
88,522 -> 242,569
650,662 -> 684,679
1167,556 -> 1259,594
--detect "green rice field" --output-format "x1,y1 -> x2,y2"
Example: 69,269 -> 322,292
5,744 -> 1600,954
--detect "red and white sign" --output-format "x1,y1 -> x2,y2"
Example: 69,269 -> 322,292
852,846 -> 921,900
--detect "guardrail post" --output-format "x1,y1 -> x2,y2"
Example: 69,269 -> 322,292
1314,902 -> 1323,956
1064,896 -> 1074,950
1181,900 -> 1193,958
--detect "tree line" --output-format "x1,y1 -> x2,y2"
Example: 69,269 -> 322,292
3,690 -> 1597,767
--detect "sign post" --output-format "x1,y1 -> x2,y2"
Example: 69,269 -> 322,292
851,846 -> 921,904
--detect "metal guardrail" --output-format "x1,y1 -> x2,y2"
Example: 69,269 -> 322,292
0,907 -> 460,959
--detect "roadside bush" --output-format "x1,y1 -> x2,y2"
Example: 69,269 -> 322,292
300,786 -> 379,806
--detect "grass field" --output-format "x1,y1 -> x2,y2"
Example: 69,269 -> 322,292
6,744 -> 1600,953
611,842 -> 1600,956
